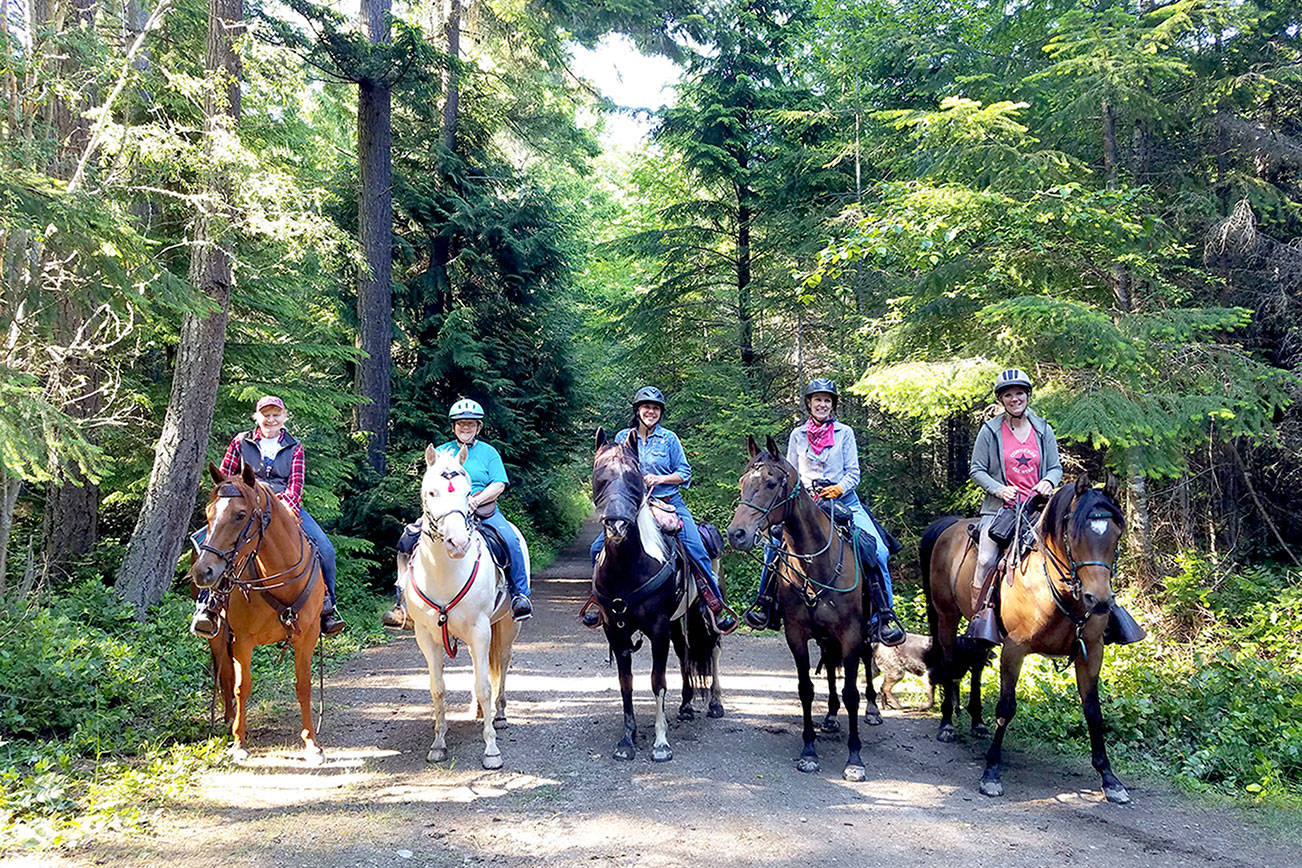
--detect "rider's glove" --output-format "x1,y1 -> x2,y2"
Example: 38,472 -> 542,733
819,484 -> 844,500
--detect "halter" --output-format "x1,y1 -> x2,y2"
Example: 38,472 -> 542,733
421,466 -> 473,545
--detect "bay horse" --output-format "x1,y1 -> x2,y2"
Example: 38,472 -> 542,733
921,474 -> 1132,802
192,462 -> 326,763
591,428 -> 723,763
405,444 -> 521,770
726,435 -> 880,781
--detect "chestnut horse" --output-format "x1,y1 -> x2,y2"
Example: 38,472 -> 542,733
727,435 -> 879,781
921,474 -> 1131,802
192,462 -> 326,763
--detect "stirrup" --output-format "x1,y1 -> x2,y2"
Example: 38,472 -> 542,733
579,597 -> 602,629
872,610 -> 907,647
706,602 -> 739,635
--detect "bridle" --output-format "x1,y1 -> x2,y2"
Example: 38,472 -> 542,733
421,466 -> 473,546
1038,494 -> 1122,663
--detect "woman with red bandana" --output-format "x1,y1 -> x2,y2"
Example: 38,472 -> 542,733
742,378 -> 905,645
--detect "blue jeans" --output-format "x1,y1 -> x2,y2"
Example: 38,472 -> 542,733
755,491 -> 894,605
192,508 -> 337,610
479,507 -> 530,597
590,493 -> 723,600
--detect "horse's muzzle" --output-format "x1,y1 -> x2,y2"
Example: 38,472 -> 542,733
1083,591 -> 1113,616
603,518 -> 631,542
727,524 -> 756,551
191,555 -> 224,588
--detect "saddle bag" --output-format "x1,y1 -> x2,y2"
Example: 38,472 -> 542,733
648,497 -> 683,534
698,522 -> 725,559
987,506 -> 1017,546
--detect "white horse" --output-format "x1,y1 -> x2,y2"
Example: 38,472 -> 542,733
404,444 -> 524,769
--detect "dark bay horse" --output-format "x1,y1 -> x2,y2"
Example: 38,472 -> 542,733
727,435 -> 879,781
921,474 -> 1131,802
192,462 -> 326,763
591,428 -> 723,762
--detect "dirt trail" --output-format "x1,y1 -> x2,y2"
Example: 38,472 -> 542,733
33,520 -> 1300,867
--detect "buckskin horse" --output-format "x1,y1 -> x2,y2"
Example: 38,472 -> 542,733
920,474 -> 1132,802
727,435 -> 881,781
405,444 -> 522,770
191,462 -> 326,763
590,428 -> 723,763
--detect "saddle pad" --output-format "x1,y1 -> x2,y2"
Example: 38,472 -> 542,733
699,522 -> 725,560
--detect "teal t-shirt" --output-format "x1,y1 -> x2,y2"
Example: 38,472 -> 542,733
436,439 -> 508,495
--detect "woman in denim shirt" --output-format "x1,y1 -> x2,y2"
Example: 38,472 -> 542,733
584,386 -> 736,633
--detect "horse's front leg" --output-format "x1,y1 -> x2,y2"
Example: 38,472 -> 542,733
229,638 -> 255,762
980,645 -> 1026,797
293,626 -> 324,765
861,646 -> 883,726
611,634 -> 637,761
671,618 -> 694,721
821,658 -> 841,733
789,636 -> 819,773
934,611 -> 961,742
707,639 -> 725,719
650,624 -> 673,762
469,618 -> 502,770
413,622 -> 449,763
1076,641 -> 1130,803
841,640 -> 866,782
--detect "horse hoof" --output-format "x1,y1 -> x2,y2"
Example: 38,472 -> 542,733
971,723 -> 990,738
979,779 -> 1004,797
493,715 -> 508,729
230,746 -> 250,762
613,745 -> 635,761
843,764 -> 866,783
678,706 -> 696,722
427,747 -> 448,763
864,710 -> 883,727
1105,784 -> 1131,804
304,748 -> 325,767
482,753 -> 503,770
819,717 -> 840,734
937,725 -> 955,743
796,757 -> 820,774
707,702 -> 725,719
652,745 -> 673,763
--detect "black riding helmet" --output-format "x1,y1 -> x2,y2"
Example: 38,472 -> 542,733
632,385 -> 667,412
803,377 -> 838,410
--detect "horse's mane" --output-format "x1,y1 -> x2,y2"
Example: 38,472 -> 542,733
1043,481 -> 1125,541
594,441 -> 669,565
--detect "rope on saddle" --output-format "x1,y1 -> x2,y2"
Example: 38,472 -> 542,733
409,554 -> 482,658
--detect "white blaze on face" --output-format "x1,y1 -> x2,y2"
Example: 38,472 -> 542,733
211,496 -> 239,534
1089,518 -> 1110,536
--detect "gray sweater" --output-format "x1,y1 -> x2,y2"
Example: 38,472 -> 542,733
969,410 -> 1062,515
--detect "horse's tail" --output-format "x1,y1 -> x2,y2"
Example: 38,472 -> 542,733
919,517 -> 961,680
684,602 -> 718,691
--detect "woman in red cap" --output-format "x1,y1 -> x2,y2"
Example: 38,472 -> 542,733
190,395 -> 345,638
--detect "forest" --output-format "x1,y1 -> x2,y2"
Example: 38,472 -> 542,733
2,0 -> 1301,846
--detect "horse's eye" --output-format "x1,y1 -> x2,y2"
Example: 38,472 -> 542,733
764,481 -> 776,489
236,511 -> 247,520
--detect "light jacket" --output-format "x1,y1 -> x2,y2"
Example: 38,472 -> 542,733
969,409 -> 1062,515
786,420 -> 860,492
614,425 -> 691,499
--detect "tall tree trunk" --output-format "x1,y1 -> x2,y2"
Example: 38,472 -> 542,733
421,0 -> 460,338
0,470 -> 21,600
354,0 -> 394,475
116,0 -> 241,616
40,0 -> 102,581
737,181 -> 754,369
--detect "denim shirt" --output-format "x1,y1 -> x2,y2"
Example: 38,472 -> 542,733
436,439 -> 509,495
614,425 -> 692,499
786,420 -> 861,492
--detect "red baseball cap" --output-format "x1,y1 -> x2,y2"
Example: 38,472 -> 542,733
255,395 -> 285,412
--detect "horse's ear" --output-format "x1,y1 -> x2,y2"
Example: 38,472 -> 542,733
626,432 -> 640,460
424,444 -> 437,466
766,434 -> 781,459
241,461 -> 257,487
1103,472 -> 1120,502
208,462 -> 223,484
456,444 -> 468,466
1074,471 -> 1092,496
595,427 -> 607,450
747,435 -> 759,458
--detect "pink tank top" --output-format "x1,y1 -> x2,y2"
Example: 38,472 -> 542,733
1001,419 -> 1042,500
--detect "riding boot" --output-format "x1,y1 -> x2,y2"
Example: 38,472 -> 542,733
743,594 -> 778,631
511,594 -> 533,621
189,594 -> 221,640
580,595 -> 601,628
1103,603 -> 1146,645
863,566 -> 906,646
321,590 -> 346,637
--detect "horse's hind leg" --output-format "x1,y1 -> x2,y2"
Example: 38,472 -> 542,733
489,618 -> 518,728
671,619 -> 694,721
821,660 -> 840,733
1076,643 -> 1130,803
413,623 -> 450,763
934,609 -> 962,742
293,631 -> 324,765
861,647 -> 883,726
469,624 -> 502,770
650,626 -> 672,762
980,646 -> 1025,797
707,639 -> 724,718
967,651 -> 989,737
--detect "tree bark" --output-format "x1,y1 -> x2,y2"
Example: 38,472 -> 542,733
737,182 -> 754,369
116,0 -> 241,616
0,470 -> 21,601
354,0 -> 394,475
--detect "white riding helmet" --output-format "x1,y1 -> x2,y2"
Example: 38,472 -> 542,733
448,398 -> 485,421
993,369 -> 1033,397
